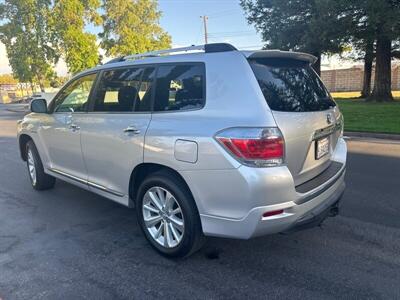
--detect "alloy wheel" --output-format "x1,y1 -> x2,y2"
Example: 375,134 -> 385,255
27,149 -> 37,185
142,186 -> 185,248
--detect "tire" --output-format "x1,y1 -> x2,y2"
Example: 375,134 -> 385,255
136,170 -> 205,258
26,140 -> 56,190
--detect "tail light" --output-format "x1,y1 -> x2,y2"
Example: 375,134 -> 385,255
215,127 -> 284,167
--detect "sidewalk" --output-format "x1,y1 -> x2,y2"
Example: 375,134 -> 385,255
344,131 -> 400,141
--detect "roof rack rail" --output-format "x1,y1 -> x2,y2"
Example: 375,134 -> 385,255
104,57 -> 125,64
105,43 -> 237,64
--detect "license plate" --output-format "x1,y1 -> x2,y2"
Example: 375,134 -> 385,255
315,137 -> 330,159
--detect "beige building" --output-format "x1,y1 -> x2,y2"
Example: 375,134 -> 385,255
321,64 -> 400,92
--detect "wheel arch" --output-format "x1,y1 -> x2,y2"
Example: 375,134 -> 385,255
19,134 -> 33,161
128,163 -> 196,210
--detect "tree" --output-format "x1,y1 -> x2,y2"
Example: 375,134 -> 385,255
51,0 -> 102,74
49,75 -> 69,88
363,0 -> 400,102
0,0 -> 59,92
360,40 -> 375,98
0,74 -> 18,84
99,0 -> 171,57
346,17 -> 376,98
336,0 -> 400,100
240,0 -> 352,75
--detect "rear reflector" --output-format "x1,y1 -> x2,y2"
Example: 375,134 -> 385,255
215,127 -> 284,167
262,209 -> 284,218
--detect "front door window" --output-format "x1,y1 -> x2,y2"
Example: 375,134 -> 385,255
54,74 -> 97,113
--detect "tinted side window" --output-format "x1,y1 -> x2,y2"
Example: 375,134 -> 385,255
249,58 -> 336,112
154,64 -> 205,112
135,67 -> 156,112
92,68 -> 142,112
54,74 -> 96,113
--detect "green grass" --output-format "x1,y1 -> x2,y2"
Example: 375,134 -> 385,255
335,99 -> 400,134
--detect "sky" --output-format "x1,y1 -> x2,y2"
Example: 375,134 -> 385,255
157,0 -> 262,48
0,0 -> 353,75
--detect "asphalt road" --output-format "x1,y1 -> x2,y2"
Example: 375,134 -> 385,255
1,103 -> 400,299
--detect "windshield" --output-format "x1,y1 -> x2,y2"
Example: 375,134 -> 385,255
249,58 -> 336,112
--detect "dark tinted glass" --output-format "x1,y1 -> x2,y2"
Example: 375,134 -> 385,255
249,58 -> 336,112
154,64 -> 205,112
135,67 -> 156,112
93,68 -> 142,112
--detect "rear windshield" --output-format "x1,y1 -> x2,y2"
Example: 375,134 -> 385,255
249,58 -> 336,112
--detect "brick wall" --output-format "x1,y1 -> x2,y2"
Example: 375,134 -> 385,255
321,65 -> 400,92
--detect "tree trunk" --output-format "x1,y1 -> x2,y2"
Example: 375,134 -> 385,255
312,52 -> 321,76
368,34 -> 393,102
30,82 -> 34,94
36,74 -> 45,92
360,41 -> 374,99
19,85 -> 25,97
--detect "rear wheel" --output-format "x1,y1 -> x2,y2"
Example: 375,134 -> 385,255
26,140 -> 55,190
136,171 -> 204,258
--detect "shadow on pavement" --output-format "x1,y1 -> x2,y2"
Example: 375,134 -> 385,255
1,135 -> 400,298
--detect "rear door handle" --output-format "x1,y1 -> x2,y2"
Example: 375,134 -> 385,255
123,126 -> 140,134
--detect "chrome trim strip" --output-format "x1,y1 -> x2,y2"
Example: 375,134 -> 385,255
87,181 -> 124,197
49,168 -> 124,197
313,117 -> 343,140
50,168 -> 87,185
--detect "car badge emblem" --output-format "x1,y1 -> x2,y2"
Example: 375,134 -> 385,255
326,113 -> 333,125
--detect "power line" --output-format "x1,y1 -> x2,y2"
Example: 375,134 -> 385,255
194,20 -> 204,45
207,8 -> 242,18
208,31 -> 255,38
208,30 -> 254,35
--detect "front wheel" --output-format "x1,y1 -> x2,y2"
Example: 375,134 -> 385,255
136,171 -> 204,258
26,140 -> 56,190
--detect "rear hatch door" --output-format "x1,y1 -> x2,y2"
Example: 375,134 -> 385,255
248,55 -> 342,186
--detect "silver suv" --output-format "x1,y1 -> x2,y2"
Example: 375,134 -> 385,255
18,43 -> 346,257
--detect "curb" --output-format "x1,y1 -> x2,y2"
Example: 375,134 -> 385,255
344,131 -> 400,141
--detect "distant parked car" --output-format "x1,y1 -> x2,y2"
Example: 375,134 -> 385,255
17,43 -> 346,258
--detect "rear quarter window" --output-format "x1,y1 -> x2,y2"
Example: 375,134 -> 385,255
153,64 -> 205,112
249,58 -> 336,112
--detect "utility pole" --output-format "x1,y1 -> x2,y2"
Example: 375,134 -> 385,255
200,15 -> 208,44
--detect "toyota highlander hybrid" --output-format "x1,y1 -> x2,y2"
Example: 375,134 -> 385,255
17,43 -> 346,257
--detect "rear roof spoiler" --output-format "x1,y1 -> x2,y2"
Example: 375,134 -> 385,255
242,50 -> 317,64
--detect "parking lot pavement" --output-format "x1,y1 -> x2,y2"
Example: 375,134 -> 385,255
1,105 -> 400,299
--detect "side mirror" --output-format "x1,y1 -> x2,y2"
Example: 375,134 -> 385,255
30,98 -> 48,113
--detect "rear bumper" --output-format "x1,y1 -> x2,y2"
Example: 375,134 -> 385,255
282,187 -> 343,233
182,137 -> 347,239
200,172 -> 345,239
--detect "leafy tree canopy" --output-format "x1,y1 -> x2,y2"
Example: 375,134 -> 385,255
99,0 -> 171,57
1,0 -> 172,80
0,74 -> 18,84
51,0 -> 102,74
0,0 -> 59,90
241,0 -> 353,73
